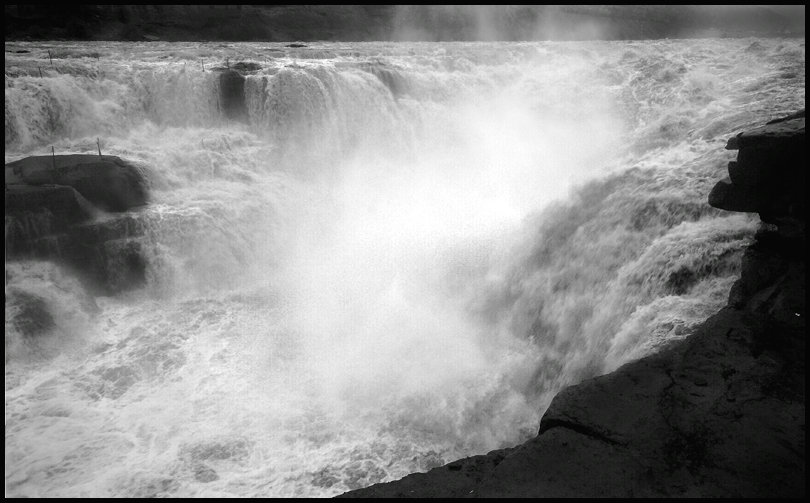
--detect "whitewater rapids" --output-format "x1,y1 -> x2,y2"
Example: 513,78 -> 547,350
4,39 -> 805,497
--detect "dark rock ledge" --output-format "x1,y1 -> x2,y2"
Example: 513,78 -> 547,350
209,62 -> 263,122
5,154 -> 151,294
340,111 -> 805,498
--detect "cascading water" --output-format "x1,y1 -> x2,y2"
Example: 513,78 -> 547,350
4,39 -> 805,497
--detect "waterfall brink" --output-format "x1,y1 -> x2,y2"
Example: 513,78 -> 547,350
4,39 -> 805,497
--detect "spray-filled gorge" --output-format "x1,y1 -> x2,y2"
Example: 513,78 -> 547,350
4,39 -> 805,497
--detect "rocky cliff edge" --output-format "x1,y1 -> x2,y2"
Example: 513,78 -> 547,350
340,111 -> 806,498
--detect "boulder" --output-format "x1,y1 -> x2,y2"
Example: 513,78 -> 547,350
5,155 -> 149,212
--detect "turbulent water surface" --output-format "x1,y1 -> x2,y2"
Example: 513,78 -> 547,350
4,39 -> 805,497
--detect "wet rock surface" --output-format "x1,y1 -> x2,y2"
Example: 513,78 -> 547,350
5,184 -> 95,250
5,155 -> 151,294
340,111 -> 806,498
6,154 -> 149,212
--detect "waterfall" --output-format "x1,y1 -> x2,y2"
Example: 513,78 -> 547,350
4,38 -> 805,497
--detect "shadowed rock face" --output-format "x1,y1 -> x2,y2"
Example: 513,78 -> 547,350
5,185 -> 95,254
6,155 -> 149,212
340,111 -> 806,498
712,112 -> 806,239
218,70 -> 248,122
42,218 -> 149,294
5,154 -> 151,294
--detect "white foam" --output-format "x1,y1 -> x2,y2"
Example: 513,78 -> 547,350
4,38 -> 805,497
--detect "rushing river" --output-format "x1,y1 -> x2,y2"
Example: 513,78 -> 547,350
4,39 -> 805,497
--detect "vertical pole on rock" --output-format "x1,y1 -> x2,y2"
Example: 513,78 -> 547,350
48,49 -> 53,66
201,58 -> 205,72
97,138 -> 102,158
38,67 -> 43,78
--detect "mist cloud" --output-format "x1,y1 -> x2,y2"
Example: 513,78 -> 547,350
390,5 -> 805,42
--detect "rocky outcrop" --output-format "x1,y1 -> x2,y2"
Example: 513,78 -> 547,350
5,154 -> 151,294
711,111 -> 806,241
5,184 -> 95,248
340,111 -> 805,498
6,155 -> 149,212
